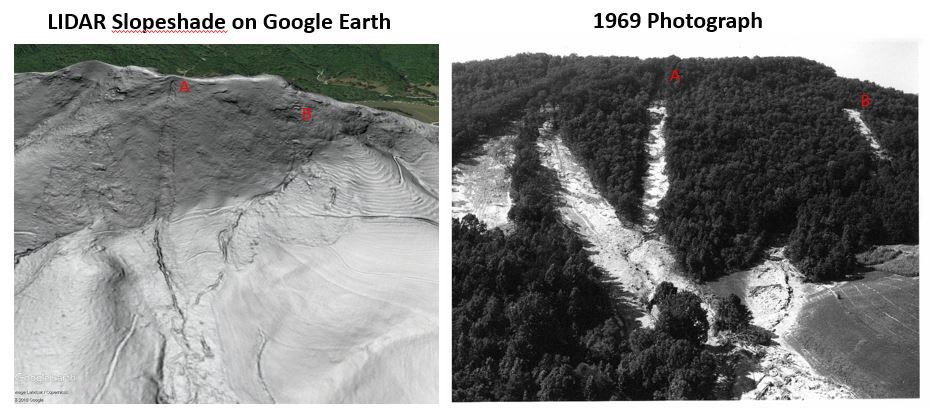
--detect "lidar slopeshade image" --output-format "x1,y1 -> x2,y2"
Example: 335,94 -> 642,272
452,54 -> 918,400
13,45 -> 439,403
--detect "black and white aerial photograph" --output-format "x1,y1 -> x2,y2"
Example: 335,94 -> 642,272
452,44 -> 919,400
13,45 -> 439,403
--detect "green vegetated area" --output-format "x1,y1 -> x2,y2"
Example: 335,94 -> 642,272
453,117 -> 759,400
14,44 -> 438,122
452,54 -> 918,400
356,100 -> 438,124
453,54 -> 918,282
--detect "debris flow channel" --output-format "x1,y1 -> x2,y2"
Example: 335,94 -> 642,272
537,103 -> 853,399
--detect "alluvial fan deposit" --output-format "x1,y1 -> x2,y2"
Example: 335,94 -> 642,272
14,61 -> 438,403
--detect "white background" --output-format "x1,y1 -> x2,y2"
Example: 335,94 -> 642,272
1,0 -> 930,406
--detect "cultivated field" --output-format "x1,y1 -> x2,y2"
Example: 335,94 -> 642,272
786,267 -> 919,398
358,100 -> 438,124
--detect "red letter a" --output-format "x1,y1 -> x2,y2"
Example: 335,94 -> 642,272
668,69 -> 681,82
179,80 -> 190,93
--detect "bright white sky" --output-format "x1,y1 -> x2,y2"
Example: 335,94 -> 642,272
801,40 -> 918,93
452,38 -> 919,93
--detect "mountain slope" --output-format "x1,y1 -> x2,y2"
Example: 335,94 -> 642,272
453,55 -> 918,282
451,54 -> 918,400
14,61 -> 438,403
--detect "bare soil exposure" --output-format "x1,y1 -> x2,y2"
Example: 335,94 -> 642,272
538,119 -> 853,399
451,54 -> 917,401
452,133 -> 515,229
14,60 -> 438,403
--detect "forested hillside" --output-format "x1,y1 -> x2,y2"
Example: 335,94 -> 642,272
452,54 -> 917,400
452,54 -> 555,161
452,116 -> 724,400
660,57 -> 918,281
453,55 -> 918,282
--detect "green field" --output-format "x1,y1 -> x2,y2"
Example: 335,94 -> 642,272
14,44 -> 438,122
358,100 -> 439,124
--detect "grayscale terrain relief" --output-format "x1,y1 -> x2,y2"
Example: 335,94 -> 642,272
14,60 -> 438,403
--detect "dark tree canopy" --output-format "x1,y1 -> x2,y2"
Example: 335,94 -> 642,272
658,58 -> 917,281
650,281 -> 678,308
452,54 -> 918,401
654,290 -> 710,345
452,116 -> 718,401
453,54 -> 918,282
713,294 -> 753,334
